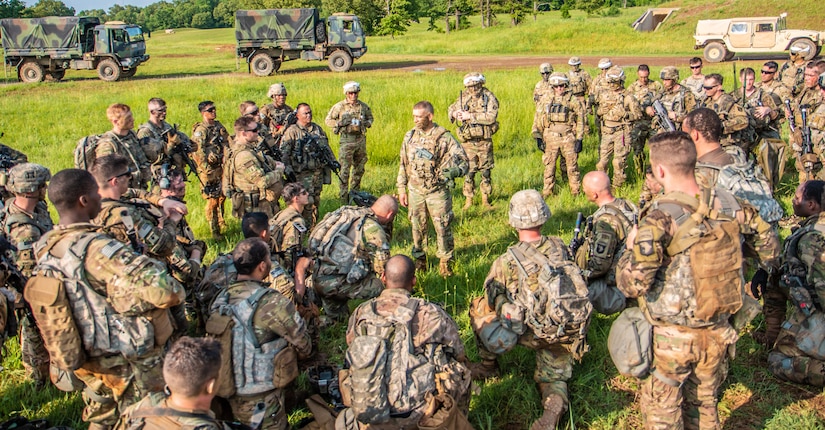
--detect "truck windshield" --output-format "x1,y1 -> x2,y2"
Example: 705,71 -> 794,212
350,19 -> 362,34
126,27 -> 144,42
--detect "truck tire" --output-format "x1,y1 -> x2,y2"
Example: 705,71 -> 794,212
98,59 -> 122,82
703,42 -> 727,63
250,53 -> 275,76
122,68 -> 137,78
45,69 -> 65,82
315,22 -> 326,43
18,61 -> 45,83
328,50 -> 352,72
790,39 -> 817,61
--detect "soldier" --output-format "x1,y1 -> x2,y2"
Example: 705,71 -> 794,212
734,67 -> 785,189
240,212 -> 306,304
590,58 -> 614,135
269,182 -> 309,276
397,101 -> 469,277
94,103 -> 153,189
336,255 -> 472,430
280,103 -> 333,226
469,189 -> 591,430
29,168 -> 185,429
191,100 -> 230,239
207,237 -> 311,430
627,64 -> 663,176
699,73 -> 751,150
325,81 -> 374,201
595,66 -> 643,189
310,195 -> 397,321
649,66 -> 696,133
758,61 -> 793,105
575,171 -> 636,315
159,169 -> 207,281
532,72 -> 585,196
117,337 -> 229,430
566,56 -> 592,112
223,116 -> 285,219
448,72 -> 499,210
768,180 -> 825,387
682,108 -> 739,187
136,98 -> 193,183
790,62 -> 825,181
682,57 -> 705,100
617,132 -> 779,430
0,143 -> 28,200
534,63 -> 554,104
260,83 -> 294,143
0,163 -> 52,386
780,45 -> 811,97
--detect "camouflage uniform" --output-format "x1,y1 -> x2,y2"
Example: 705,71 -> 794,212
534,63 -> 555,104
280,122 -> 331,226
260,103 -> 293,142
136,120 -> 192,178
779,59 -> 807,98
596,71 -> 643,188
616,189 -> 779,430
791,86 -> 823,181
34,223 -> 185,427
682,75 -> 705,101
532,89 -> 585,195
223,138 -> 285,219
117,391 -> 227,430
270,206 -> 307,274
0,144 -> 28,199
768,212 -> 825,387
734,86 -> 786,188
698,92 -> 751,151
397,124 -> 468,266
653,84 -> 697,133
191,120 -> 230,236
216,280 -> 312,430
312,207 -> 390,320
627,78 -> 663,175
95,131 -> 153,190
575,198 -> 637,315
566,66 -> 592,110
448,82 -> 499,205
325,98 -> 374,200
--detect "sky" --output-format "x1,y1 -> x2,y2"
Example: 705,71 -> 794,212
24,0 -> 157,12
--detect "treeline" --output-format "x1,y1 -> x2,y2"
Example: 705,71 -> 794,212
1,0 -> 665,36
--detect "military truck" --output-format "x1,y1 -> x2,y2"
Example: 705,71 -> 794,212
694,13 -> 823,62
0,16 -> 149,83
235,8 -> 367,75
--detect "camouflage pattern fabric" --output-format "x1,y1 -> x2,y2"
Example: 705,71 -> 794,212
95,131 -> 152,190
567,68 -> 592,98
791,87 -> 824,181
681,75 -> 705,101
779,60 -> 806,97
192,120 -> 229,233
698,93 -> 751,150
326,99 -> 373,200
117,391 -> 226,430
270,207 -> 307,273
260,103 -> 293,139
224,140 -> 284,219
0,144 -> 28,200
228,388 -> 287,430
447,88 -> 499,200
532,92 -> 586,195
596,88 -> 643,188
280,122 -> 330,225
652,84 -> 696,133
534,80 -> 553,105
137,120 -> 192,175
627,79 -> 663,176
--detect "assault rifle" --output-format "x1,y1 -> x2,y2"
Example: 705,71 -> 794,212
569,212 -> 585,256
163,124 -> 203,186
783,273 -> 820,317
801,105 -> 815,177
785,99 -> 797,133
299,135 -> 342,182
652,100 -> 676,132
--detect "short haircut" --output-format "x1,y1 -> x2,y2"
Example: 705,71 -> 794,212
296,103 -> 310,112
801,180 -> 825,208
282,182 -> 307,204
814,60 -> 825,74
90,154 -> 130,188
106,103 -> 131,124
383,255 -> 415,289
413,101 -> 434,114
163,336 -> 221,398
649,131 -> 697,177
198,100 -> 214,112
239,101 -> 258,115
740,67 -> 755,80
764,61 -> 779,70
48,169 -> 98,212
638,64 -> 650,72
234,116 -> 256,134
148,97 -> 166,111
705,73 -> 723,85
683,108 -> 723,143
689,57 -> 702,66
233,237 -> 270,275
241,212 -> 269,239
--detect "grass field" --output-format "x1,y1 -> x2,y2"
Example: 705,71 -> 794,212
1,1 -> 825,428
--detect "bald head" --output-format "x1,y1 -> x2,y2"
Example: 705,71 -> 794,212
383,255 -> 416,291
582,171 -> 613,205
371,195 -> 399,225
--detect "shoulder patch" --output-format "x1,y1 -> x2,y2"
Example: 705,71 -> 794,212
101,240 -> 125,259
633,227 -> 657,261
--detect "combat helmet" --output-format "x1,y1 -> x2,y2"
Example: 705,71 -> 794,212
568,56 -> 582,66
790,44 -> 810,59
267,83 -> 287,98
7,163 -> 51,194
659,66 -> 679,81
343,81 -> 360,93
548,72 -> 569,86
606,66 -> 626,84
463,72 -> 485,87
539,63 -> 554,74
508,189 -> 550,229
598,58 -> 613,69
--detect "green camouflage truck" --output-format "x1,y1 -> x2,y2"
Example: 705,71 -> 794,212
235,8 -> 367,75
0,16 -> 149,83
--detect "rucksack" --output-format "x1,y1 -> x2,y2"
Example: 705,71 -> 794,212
506,240 -> 592,356
73,134 -> 102,170
346,298 -> 435,424
608,307 -> 652,378
308,206 -> 372,275
194,254 -> 236,326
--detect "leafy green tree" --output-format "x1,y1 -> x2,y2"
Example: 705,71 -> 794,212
191,11 -> 214,27
109,4 -> 143,25
0,0 -> 25,19
78,8 -> 107,20
22,0 -> 75,17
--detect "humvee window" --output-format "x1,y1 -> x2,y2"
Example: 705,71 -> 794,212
730,23 -> 748,34
757,23 -> 773,32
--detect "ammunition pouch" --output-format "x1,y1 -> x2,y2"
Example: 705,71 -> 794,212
458,122 -> 498,141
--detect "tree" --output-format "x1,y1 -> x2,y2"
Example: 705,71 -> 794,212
22,0 -> 75,17
0,0 -> 25,19
78,8 -> 107,21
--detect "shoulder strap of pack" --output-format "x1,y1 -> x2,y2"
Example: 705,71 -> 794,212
507,241 -> 547,281
130,406 -> 217,421
232,286 -> 272,350
599,201 -> 633,233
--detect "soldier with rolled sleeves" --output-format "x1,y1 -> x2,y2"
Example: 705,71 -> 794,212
260,83 -> 294,143
790,62 -> 824,181
627,64 -> 663,176
698,73 -> 751,151
136,98 -> 193,184
532,72 -> 585,196
780,45 -> 812,98
448,72 -> 499,210
595,66 -> 643,189
398,101 -> 469,277
534,63 -> 555,104
648,66 -> 696,134
566,56 -> 592,112
325,81 -> 374,202
191,100 -> 230,239
94,103 -> 153,190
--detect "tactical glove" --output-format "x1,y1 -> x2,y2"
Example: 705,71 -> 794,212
443,167 -> 462,180
166,132 -> 180,151
536,138 -> 545,152
574,139 -> 583,154
750,268 -> 769,300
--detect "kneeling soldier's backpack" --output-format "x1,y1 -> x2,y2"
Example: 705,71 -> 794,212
73,135 -> 101,170
308,206 -> 372,277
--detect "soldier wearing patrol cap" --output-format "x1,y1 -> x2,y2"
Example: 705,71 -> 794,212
780,45 -> 812,97
448,72 -> 499,210
325,81 -> 374,202
1,162 -> 52,386
534,63 -> 555,104
595,66 -> 643,189
532,72 -> 585,196
566,56 -> 592,110
260,83 -> 294,143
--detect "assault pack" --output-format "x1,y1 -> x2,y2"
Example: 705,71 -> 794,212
73,134 -> 101,170
194,254 -> 236,326
308,206 -> 373,279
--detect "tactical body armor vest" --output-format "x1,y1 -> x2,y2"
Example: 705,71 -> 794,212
401,126 -> 449,192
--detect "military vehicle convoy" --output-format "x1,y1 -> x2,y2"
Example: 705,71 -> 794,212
1,16 -> 150,83
235,8 -> 367,76
694,13 -> 823,62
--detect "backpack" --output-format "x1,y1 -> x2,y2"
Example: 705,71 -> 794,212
73,134 -> 102,170
608,307 -> 652,378
308,206 -> 372,275
346,298 -> 435,424
194,254 -> 236,326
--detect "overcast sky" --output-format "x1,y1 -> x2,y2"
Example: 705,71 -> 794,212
25,0 -> 157,12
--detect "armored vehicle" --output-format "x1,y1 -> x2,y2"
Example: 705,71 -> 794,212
235,8 -> 367,75
694,13 -> 823,62
1,16 -> 149,83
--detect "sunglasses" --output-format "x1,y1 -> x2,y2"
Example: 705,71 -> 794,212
761,70 -> 776,74
690,65 -> 702,69
245,125 -> 260,133
152,108 -> 167,113
205,107 -> 216,113
703,85 -> 719,90
110,170 -> 132,181
541,72 -> 551,75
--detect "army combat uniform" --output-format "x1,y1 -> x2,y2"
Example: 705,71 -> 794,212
137,120 -> 192,181
652,83 -> 696,133
117,391 -> 228,430
596,74 -> 643,188
270,206 -> 308,275
325,98 -> 374,201
574,198 -> 637,315
260,102 -> 293,143
734,86 -> 786,189
790,85 -> 823,181
191,120 -> 230,237
627,78 -> 663,175
566,64 -> 592,112
779,58 -> 807,98
223,138 -> 285,219
280,122 -> 331,226
95,131 -> 153,190
699,92 -> 751,151
532,89 -> 585,195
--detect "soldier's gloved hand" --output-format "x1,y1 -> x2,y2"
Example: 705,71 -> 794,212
443,167 -> 462,180
166,132 -> 180,151
207,151 -> 219,165
535,138 -> 545,152
574,139 -> 583,153
750,268 -> 769,300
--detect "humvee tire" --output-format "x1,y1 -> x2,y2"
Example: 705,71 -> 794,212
328,50 -> 352,72
98,59 -> 122,82
704,42 -> 728,63
122,68 -> 137,78
19,61 -> 45,83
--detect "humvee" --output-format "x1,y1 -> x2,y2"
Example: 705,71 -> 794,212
694,13 -> 822,62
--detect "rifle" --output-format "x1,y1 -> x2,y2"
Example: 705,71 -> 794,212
652,100 -> 676,132
801,105 -> 815,176
785,99 -> 797,133
783,273 -> 820,317
1,237 -> 31,332
308,136 -> 342,182
0,153 -> 17,170
569,212 -> 585,256
168,125 -> 204,187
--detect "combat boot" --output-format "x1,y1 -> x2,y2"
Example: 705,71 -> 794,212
469,359 -> 499,380
481,193 -> 494,210
210,219 -> 223,240
439,259 -> 453,277
415,256 -> 427,272
531,391 -> 565,430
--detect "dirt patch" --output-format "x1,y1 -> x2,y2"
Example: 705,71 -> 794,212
215,44 -> 235,51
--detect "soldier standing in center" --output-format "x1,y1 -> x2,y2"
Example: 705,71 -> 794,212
649,66 -> 696,134
137,98 -> 192,182
325,81 -> 374,202
682,57 -> 706,101
627,64 -> 663,176
532,72 -> 585,196
260,83 -> 293,144
93,104 -> 153,189
448,72 -> 499,210
596,66 -> 643,189
191,101 -> 230,239
398,101 -> 468,277
698,73 -> 750,150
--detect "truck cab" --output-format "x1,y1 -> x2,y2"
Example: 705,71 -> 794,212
94,22 -> 149,72
327,14 -> 367,59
